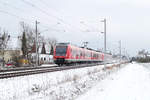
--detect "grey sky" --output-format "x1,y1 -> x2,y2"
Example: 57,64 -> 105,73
0,0 -> 150,56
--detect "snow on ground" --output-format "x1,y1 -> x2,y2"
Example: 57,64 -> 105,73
40,64 -> 57,67
0,62 -> 123,100
77,63 -> 150,100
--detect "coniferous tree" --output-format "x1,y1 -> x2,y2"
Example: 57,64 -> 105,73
41,43 -> 46,54
21,32 -> 27,57
50,45 -> 54,55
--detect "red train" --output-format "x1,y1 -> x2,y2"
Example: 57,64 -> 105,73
53,43 -> 105,65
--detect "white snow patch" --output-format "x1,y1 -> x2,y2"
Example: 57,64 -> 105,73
40,64 -> 57,67
77,63 -> 150,100
0,62 -> 126,100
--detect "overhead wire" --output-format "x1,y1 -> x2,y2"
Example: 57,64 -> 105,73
0,0 -> 63,31
38,0 -> 100,33
0,9 -> 62,33
0,0 -> 85,34
80,21 -> 101,32
21,0 -> 86,33
0,0 -> 99,34
21,0 -> 65,23
0,0 -> 26,12
0,0 -> 95,38
0,0 -> 39,23
0,9 -> 26,21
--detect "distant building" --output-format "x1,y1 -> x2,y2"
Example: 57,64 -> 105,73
29,42 -> 53,64
0,50 -> 22,63
0,36 -> 22,63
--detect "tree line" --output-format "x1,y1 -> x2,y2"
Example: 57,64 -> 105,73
0,22 -> 57,66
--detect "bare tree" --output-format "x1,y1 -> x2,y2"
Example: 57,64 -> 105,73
20,22 -> 36,51
46,37 -> 57,55
0,28 -> 10,66
0,29 -> 10,50
20,22 -> 45,52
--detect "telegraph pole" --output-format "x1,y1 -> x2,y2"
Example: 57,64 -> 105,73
119,40 -> 121,62
35,20 -> 39,67
104,19 -> 106,53
101,19 -> 106,53
101,19 -> 107,64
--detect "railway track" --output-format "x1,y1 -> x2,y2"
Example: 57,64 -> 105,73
0,65 -> 58,73
0,62 -> 120,79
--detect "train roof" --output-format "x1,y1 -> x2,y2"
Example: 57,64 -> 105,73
56,43 -> 109,54
56,43 -> 70,46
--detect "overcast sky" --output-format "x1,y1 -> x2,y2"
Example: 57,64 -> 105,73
0,0 -> 150,56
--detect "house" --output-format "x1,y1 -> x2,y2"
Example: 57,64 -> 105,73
0,36 -> 22,63
29,42 -> 53,65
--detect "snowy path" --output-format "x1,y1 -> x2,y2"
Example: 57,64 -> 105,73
77,63 -> 150,100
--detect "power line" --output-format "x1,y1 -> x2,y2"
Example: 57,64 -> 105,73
1,0 -> 86,34
38,0 -> 63,15
21,0 -> 71,30
0,9 -> 26,21
0,0 -> 62,28
0,0 -> 88,37
0,9 -> 63,33
21,0 -> 85,33
80,21 -> 100,32
0,1 -> 43,24
39,24 -> 65,33
21,0 -> 65,23
0,1 -> 26,12
38,0 -> 85,32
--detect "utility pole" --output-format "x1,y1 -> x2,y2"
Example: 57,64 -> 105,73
104,19 -> 106,53
101,19 -> 106,53
119,40 -> 121,62
101,19 -> 107,63
35,20 -> 39,67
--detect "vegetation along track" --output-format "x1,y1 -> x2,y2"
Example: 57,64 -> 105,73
0,62 -> 124,79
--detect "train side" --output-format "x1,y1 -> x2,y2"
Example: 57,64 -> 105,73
53,43 -> 105,65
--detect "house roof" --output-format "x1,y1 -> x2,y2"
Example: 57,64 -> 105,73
39,43 -> 51,54
30,42 -> 51,54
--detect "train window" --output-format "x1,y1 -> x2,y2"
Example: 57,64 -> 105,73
96,54 -> 98,58
44,58 -> 46,61
56,46 -> 67,56
93,53 -> 96,58
72,49 -> 75,57
83,52 -> 85,57
88,52 -> 90,57
80,52 -> 82,57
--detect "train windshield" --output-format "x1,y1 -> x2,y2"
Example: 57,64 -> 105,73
55,46 -> 67,56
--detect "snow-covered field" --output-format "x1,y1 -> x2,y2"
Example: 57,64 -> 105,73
77,62 -> 150,100
0,63 -> 124,100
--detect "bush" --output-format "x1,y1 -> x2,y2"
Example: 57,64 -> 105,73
136,57 -> 150,63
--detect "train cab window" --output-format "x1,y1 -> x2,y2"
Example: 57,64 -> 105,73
44,58 -> 46,61
56,46 -> 67,56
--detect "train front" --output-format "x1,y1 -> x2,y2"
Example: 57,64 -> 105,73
53,43 -> 69,65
